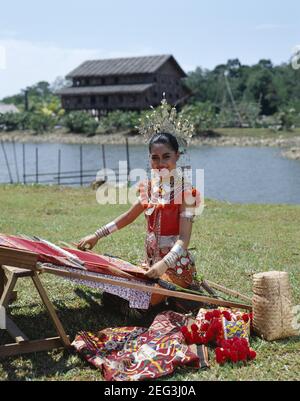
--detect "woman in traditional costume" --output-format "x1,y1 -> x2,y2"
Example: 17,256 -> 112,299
78,98 -> 201,309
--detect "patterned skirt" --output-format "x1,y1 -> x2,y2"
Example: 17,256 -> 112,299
146,247 -> 198,306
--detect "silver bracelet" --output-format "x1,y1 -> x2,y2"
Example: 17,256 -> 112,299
95,221 -> 118,239
170,243 -> 185,257
163,251 -> 178,269
180,211 -> 195,222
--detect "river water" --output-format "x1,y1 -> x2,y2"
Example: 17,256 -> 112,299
0,142 -> 300,204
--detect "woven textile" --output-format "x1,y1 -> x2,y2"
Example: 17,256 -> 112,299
72,311 -> 209,381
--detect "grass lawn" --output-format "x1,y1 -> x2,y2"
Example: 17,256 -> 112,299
0,184 -> 299,381
216,127 -> 300,139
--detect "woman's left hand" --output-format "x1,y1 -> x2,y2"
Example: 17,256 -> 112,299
144,260 -> 168,279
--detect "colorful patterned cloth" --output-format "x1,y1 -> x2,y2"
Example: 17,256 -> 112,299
72,311 -> 209,381
196,307 -> 251,341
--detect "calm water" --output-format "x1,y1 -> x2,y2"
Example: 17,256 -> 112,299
0,142 -> 300,204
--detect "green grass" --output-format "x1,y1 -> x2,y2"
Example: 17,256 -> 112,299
0,185 -> 299,381
216,127 -> 300,139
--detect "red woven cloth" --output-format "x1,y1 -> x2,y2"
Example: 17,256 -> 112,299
0,234 -> 146,278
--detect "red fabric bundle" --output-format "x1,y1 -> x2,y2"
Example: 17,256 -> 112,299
215,338 -> 256,365
180,308 -> 256,366
181,309 -> 251,346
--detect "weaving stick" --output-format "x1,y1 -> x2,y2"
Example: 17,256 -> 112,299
40,265 -> 252,311
69,243 -> 149,278
85,261 -> 139,280
60,243 -> 147,281
200,280 -> 220,298
204,279 -> 252,303
59,241 -> 78,250
33,236 -> 85,269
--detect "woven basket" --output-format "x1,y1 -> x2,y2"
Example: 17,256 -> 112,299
252,271 -> 296,341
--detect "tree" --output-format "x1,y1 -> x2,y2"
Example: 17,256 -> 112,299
50,76 -> 72,92
245,69 -> 280,115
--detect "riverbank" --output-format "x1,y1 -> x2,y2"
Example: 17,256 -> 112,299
0,185 -> 299,381
1,128 -> 300,159
281,147 -> 300,160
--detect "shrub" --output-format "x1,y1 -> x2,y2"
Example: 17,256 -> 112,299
64,111 -> 99,135
99,110 -> 140,133
0,112 -> 31,131
180,102 -> 218,134
29,112 -> 57,134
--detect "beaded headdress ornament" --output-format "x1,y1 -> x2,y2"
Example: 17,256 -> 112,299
137,93 -> 194,154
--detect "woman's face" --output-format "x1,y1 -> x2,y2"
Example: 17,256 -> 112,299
149,143 -> 179,172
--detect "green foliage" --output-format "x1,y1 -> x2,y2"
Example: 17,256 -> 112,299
244,68 -> 280,115
29,112 -> 57,134
0,112 -> 31,131
180,100 -> 261,130
180,102 -> 217,133
217,107 -> 238,128
186,59 -> 300,119
99,110 -> 140,133
0,112 -> 21,131
218,102 -> 261,128
64,111 -> 99,135
0,108 -> 63,135
273,108 -> 299,131
237,101 -> 261,127
1,80 -> 66,113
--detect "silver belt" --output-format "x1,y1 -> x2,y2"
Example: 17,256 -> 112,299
158,235 -> 179,249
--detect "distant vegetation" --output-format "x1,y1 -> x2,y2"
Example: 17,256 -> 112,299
1,58 -> 300,135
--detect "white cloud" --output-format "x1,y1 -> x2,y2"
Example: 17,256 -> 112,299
0,38 -> 184,99
0,39 -> 150,99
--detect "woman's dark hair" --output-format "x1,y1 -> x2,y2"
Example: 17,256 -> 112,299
148,132 -> 179,153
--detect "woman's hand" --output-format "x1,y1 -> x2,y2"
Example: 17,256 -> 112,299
77,234 -> 99,251
144,260 -> 168,279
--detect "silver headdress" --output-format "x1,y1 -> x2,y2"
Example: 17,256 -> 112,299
137,94 -> 194,154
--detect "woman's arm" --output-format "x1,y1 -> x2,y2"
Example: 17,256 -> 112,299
177,209 -> 193,249
78,200 -> 144,250
114,200 -> 144,230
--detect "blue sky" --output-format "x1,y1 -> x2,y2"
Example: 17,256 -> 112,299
0,0 -> 299,98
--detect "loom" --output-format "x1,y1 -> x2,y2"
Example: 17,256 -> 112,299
0,234 -> 253,358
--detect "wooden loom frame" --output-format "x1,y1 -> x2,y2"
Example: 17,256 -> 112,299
0,246 -> 252,358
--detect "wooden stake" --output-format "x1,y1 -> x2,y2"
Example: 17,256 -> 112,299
0,337 -> 68,359
31,273 -> 71,348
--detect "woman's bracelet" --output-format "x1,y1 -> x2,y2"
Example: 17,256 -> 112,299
163,251 -> 178,269
163,243 -> 185,269
180,210 -> 195,222
94,221 -> 118,239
